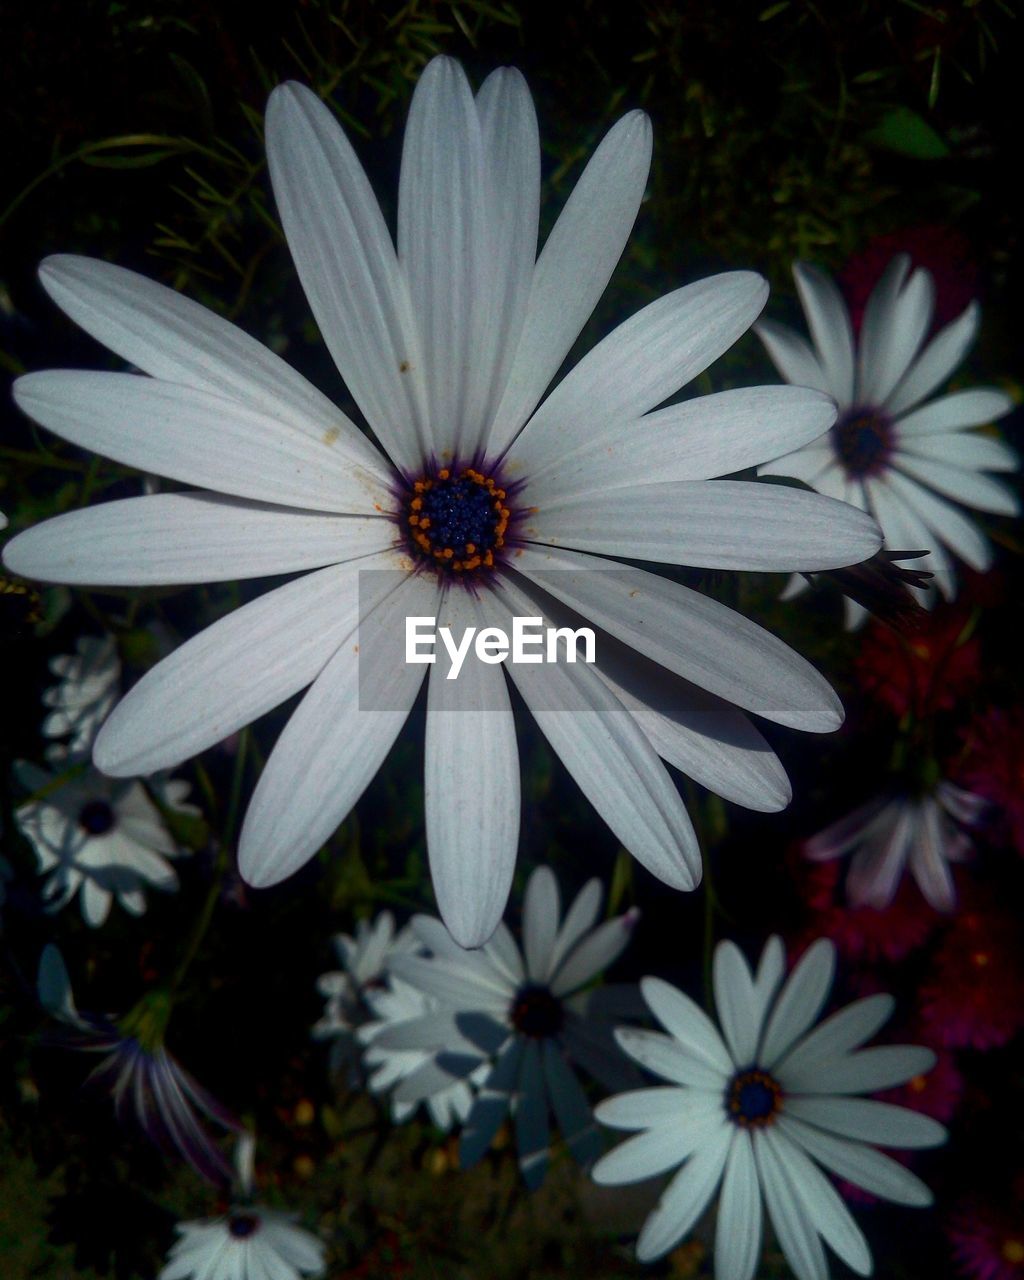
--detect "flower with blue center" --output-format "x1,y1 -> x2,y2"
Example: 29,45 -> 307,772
592,936 -> 946,1277
757,255 -> 1018,627
41,633 -> 121,764
4,56 -> 881,947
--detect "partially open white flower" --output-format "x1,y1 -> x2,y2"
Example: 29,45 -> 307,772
804,779 -> 985,911
41,633 -> 120,764
15,762 -> 195,926
4,57 -> 880,946
758,255 -> 1017,626
593,936 -> 945,1277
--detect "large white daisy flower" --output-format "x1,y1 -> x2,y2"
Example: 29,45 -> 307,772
15,762 -> 196,926
758,255 -> 1018,626
593,936 -> 945,1277
3,57 -> 880,946
804,779 -> 985,911
375,865 -> 641,1188
41,633 -> 121,764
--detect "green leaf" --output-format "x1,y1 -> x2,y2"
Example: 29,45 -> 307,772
865,106 -> 950,158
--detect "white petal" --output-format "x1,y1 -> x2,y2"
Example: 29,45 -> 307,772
550,910 -> 638,997
758,445 -> 837,487
760,939 -> 835,1068
895,388 -> 1014,436
525,480 -> 881,571
635,1122 -> 731,1263
884,469 -> 992,572
614,1028 -> 727,1090
767,1128 -> 872,1276
908,800 -> 957,911
845,801 -> 913,910
773,994 -> 895,1080
898,430 -> 1018,472
592,1102 -> 722,1186
594,642 -> 792,813
542,1040 -> 601,1167
893,453 -> 1019,516
515,1040 -> 550,1189
752,1129 -> 828,1280
4,492 -> 392,585
424,589 -> 520,947
516,386 -> 838,501
94,556 -> 388,776
855,254 -> 912,406
237,572 -> 438,888
13,371 -> 386,514
265,81 -> 429,471
511,545 -> 843,732
778,1115 -> 933,1206
594,1085 -> 694,1132
885,302 -> 979,417
470,66 -> 540,452
545,879 -> 603,981
784,1097 -> 946,1149
487,111 -> 652,453
523,866 -> 561,983
460,1037 -> 522,1168
715,1131 -> 763,1280
398,57 -> 493,462
793,262 -> 856,404
713,941 -> 764,1067
755,319 -> 830,394
37,254 -> 387,479
485,574 -> 701,892
482,921 -> 525,989
506,273 -> 768,467
640,977 -> 734,1075
385,955 -> 508,1015
782,1045 -> 936,1095
872,266 -> 935,407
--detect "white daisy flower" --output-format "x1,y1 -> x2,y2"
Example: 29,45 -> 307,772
313,909 -> 417,1071
593,936 -> 946,1277
15,761 -> 196,926
359,973 -> 486,1131
160,1131 -> 325,1280
758,255 -> 1018,626
804,779 -> 985,912
41,633 -> 121,764
376,865 -> 641,1188
4,56 -> 880,947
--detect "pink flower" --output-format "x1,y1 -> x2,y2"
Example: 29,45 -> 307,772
919,900 -> 1024,1051
948,1200 -> 1024,1280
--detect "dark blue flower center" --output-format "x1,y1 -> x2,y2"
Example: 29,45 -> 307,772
510,984 -> 563,1039
78,799 -> 115,836
726,1068 -> 783,1128
406,467 -> 510,574
832,406 -> 894,478
228,1213 -> 260,1239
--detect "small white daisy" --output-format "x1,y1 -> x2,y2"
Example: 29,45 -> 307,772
359,972 -> 486,1131
804,779 -> 985,911
758,254 -> 1017,626
15,762 -> 196,926
377,864 -> 640,1188
4,56 -> 880,947
160,1132 -> 325,1280
593,936 -> 945,1277
313,910 -> 416,1073
41,633 -> 121,764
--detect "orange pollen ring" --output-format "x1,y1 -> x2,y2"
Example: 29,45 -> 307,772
405,467 -> 510,573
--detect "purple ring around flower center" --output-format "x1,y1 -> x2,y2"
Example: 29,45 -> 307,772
832,405 -> 895,478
